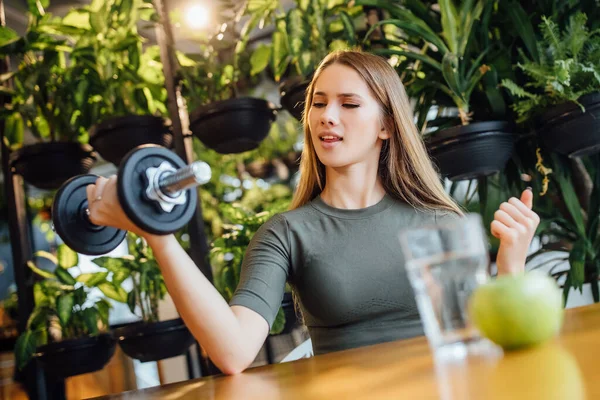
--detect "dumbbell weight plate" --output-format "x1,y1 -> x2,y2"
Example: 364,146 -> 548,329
52,175 -> 127,255
118,145 -> 198,235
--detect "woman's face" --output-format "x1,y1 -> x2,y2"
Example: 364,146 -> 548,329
307,63 -> 389,169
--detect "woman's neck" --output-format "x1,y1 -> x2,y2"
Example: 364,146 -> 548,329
320,163 -> 387,209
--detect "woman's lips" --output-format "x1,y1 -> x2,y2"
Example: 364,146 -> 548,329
319,137 -> 342,149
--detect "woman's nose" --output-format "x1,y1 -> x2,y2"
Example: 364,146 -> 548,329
320,106 -> 339,126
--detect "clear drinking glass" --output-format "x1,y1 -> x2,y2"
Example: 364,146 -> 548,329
399,213 -> 499,360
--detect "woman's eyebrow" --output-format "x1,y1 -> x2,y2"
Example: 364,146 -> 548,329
313,91 -> 364,100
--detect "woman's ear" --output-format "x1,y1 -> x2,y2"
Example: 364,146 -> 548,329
378,126 -> 391,140
378,116 -> 391,140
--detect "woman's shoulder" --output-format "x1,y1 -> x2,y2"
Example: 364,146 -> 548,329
276,200 -> 320,222
256,202 -> 316,234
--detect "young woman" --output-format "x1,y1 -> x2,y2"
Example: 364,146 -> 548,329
85,50 -> 539,374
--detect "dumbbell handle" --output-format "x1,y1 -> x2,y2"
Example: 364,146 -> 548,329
158,161 -> 211,195
83,161 -> 211,218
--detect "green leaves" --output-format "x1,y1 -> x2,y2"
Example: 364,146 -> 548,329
439,0 -> 459,54
568,239 -> 586,292
127,290 -> 138,314
55,267 -> 77,285
62,9 -> 91,30
96,300 -> 111,327
442,52 -> 462,101
250,44 -> 272,76
27,261 -> 56,280
270,30 -> 289,81
367,18 -> 448,55
362,0 -> 489,122
287,9 -> 309,59
57,244 -> 78,269
15,328 -> 47,370
90,2 -> 108,34
4,113 -> 24,150
90,234 -> 166,322
27,0 -> 48,18
0,27 -> 19,47
504,11 -> 600,122
97,282 -> 128,303
553,156 -> 586,237
82,308 -> 100,334
57,293 -> 74,326
506,1 -> 539,62
15,241 -> 124,371
245,0 -> 357,82
76,272 -> 109,287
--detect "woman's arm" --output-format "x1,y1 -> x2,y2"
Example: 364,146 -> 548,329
86,175 -> 271,374
147,235 -> 269,374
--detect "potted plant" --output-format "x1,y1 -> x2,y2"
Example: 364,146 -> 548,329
0,4 -> 97,190
210,199 -> 297,336
179,36 -> 277,155
358,0 -> 515,181
245,0 -> 363,120
61,0 -> 171,166
488,8 -> 600,304
92,233 -> 195,362
242,116 -> 303,180
501,12 -> 600,158
14,245 -> 116,380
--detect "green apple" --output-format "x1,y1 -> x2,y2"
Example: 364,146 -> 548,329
469,270 -> 564,350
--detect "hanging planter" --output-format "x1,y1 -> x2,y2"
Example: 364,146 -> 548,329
10,142 -> 97,190
425,121 -> 515,181
113,318 -> 195,362
35,333 -> 116,380
190,97 -> 276,155
279,77 -> 311,121
536,92 -> 600,158
89,115 -> 172,166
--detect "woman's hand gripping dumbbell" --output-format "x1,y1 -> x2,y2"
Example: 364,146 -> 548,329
52,145 -> 211,255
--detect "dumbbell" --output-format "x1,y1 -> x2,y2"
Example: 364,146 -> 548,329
52,145 -> 211,255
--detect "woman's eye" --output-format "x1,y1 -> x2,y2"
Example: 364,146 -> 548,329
343,104 -> 359,108
312,103 -> 326,108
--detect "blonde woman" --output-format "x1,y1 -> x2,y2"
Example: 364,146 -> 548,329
86,51 -> 539,374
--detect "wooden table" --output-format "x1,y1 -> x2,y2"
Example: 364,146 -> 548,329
98,303 -> 600,399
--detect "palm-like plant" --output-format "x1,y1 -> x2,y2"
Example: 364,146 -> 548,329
356,0 -> 494,127
359,0 -> 487,122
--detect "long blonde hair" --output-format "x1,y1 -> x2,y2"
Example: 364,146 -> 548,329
290,50 -> 462,215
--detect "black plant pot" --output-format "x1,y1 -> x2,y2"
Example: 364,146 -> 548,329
113,318 -> 195,362
89,115 -> 172,166
537,92 -> 600,157
190,97 -> 277,154
10,142 -> 97,190
425,121 -> 515,181
35,333 -> 116,380
279,77 -> 310,121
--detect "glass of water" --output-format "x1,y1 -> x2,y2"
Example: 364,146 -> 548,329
399,213 -> 499,360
